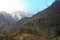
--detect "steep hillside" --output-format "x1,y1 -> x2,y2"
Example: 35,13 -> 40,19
16,17 -> 30,26
0,0 -> 60,40
16,0 -> 60,38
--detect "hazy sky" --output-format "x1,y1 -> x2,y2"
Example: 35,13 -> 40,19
0,0 -> 55,15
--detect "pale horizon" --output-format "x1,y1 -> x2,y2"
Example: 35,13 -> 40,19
0,0 -> 28,13
0,0 -> 55,17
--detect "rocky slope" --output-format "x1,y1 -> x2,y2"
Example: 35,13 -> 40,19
0,0 -> 60,40
15,0 -> 60,38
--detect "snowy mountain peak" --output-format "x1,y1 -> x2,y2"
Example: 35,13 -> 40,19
11,11 -> 29,21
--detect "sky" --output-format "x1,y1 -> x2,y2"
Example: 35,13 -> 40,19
0,0 -> 55,17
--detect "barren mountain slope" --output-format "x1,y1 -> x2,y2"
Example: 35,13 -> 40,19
16,0 -> 60,38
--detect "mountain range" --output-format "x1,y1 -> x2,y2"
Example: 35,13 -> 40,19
0,0 -> 60,40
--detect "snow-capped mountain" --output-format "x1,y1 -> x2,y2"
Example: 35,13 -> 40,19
11,11 -> 29,21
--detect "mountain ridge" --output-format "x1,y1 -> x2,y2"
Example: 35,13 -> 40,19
16,0 -> 60,38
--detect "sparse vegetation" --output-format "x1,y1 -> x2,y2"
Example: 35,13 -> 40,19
0,0 -> 60,40
0,32 -> 60,40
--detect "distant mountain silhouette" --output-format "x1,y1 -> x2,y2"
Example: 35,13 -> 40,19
0,11 -> 16,23
16,0 -> 60,37
0,11 -> 16,30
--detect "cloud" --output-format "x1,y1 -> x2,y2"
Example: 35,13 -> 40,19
0,0 -> 28,13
